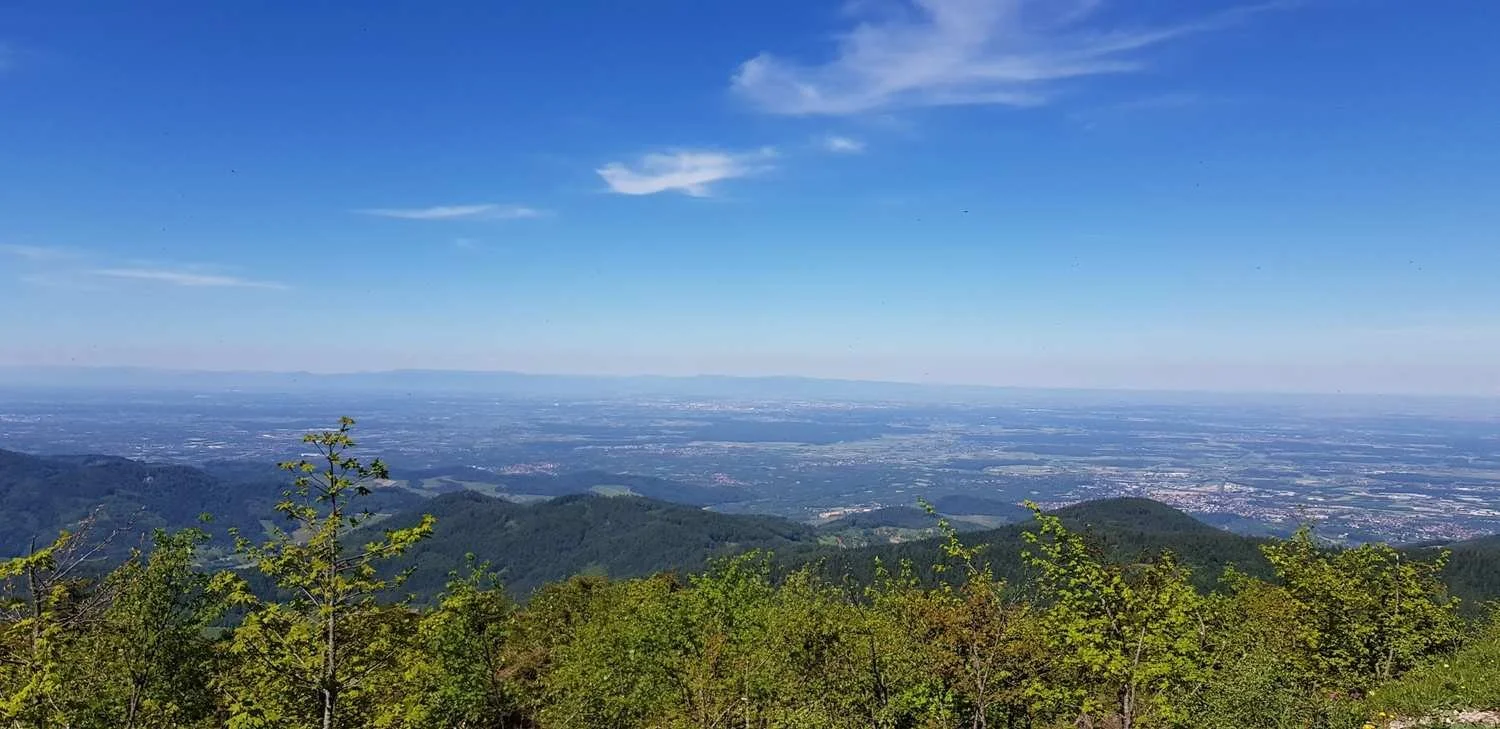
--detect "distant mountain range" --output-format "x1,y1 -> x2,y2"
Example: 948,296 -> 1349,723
6,364 -> 1480,409
0,365 -> 1035,402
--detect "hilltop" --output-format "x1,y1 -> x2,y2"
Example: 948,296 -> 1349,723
796,497 -> 1275,591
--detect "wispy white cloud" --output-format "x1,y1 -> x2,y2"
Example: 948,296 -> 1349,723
89,268 -> 288,289
2,243 -> 285,291
821,135 -> 867,153
597,148 -> 776,197
732,0 -> 1276,115
356,203 -> 545,220
0,243 -> 78,261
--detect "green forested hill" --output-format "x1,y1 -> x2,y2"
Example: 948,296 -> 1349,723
0,449 -> 739,564
798,497 -> 1276,590
813,506 -> 991,549
383,490 -> 821,597
0,449 -> 423,557
805,498 -> 1500,607
383,496 -> 1280,600
0,448 -> 268,556
357,486 -> 1500,605
1423,534 -> 1500,610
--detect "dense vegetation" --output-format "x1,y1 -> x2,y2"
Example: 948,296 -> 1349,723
801,497 -> 1278,593
3,419 -> 1498,729
0,448 -> 422,558
387,490 -> 819,597
1432,535 -> 1500,614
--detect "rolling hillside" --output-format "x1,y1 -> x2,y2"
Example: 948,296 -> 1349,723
382,490 -> 820,596
0,449 -> 419,556
1418,533 -> 1500,610
801,497 -> 1277,590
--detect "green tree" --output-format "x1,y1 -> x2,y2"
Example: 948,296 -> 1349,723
752,568 -> 884,728
221,417 -> 434,729
865,559 -> 959,727
380,557 -> 520,728
533,574 -> 682,729
881,502 -> 1049,729
670,552 -> 779,729
1190,570 -> 1355,729
1260,527 -> 1460,694
0,520 -> 118,727
1022,504 -> 1207,729
74,527 -> 234,729
1368,604 -> 1500,720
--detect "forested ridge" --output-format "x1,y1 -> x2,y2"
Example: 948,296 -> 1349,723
378,492 -> 1500,613
3,419 -> 1499,729
386,490 -> 819,597
0,448 -> 423,559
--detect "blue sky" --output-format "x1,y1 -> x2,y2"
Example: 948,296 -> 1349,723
2,0 -> 1497,395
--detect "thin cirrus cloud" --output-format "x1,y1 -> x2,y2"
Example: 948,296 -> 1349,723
731,0 -> 1276,115
597,148 -> 776,197
821,135 -> 867,153
0,243 -> 78,261
3,244 -> 286,291
88,268 -> 288,290
356,203 -> 545,220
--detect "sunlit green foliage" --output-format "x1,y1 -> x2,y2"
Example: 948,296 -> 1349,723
0,528 -> 89,727
73,527 -> 233,728
219,417 -> 434,729
0,524 -> 233,728
378,557 -> 520,728
1022,503 -> 1208,729
1262,527 -> 1462,693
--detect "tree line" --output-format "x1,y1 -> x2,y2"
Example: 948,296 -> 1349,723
1,419 -> 1491,729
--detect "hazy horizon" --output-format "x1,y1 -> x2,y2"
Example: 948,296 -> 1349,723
5,363 -> 1500,405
